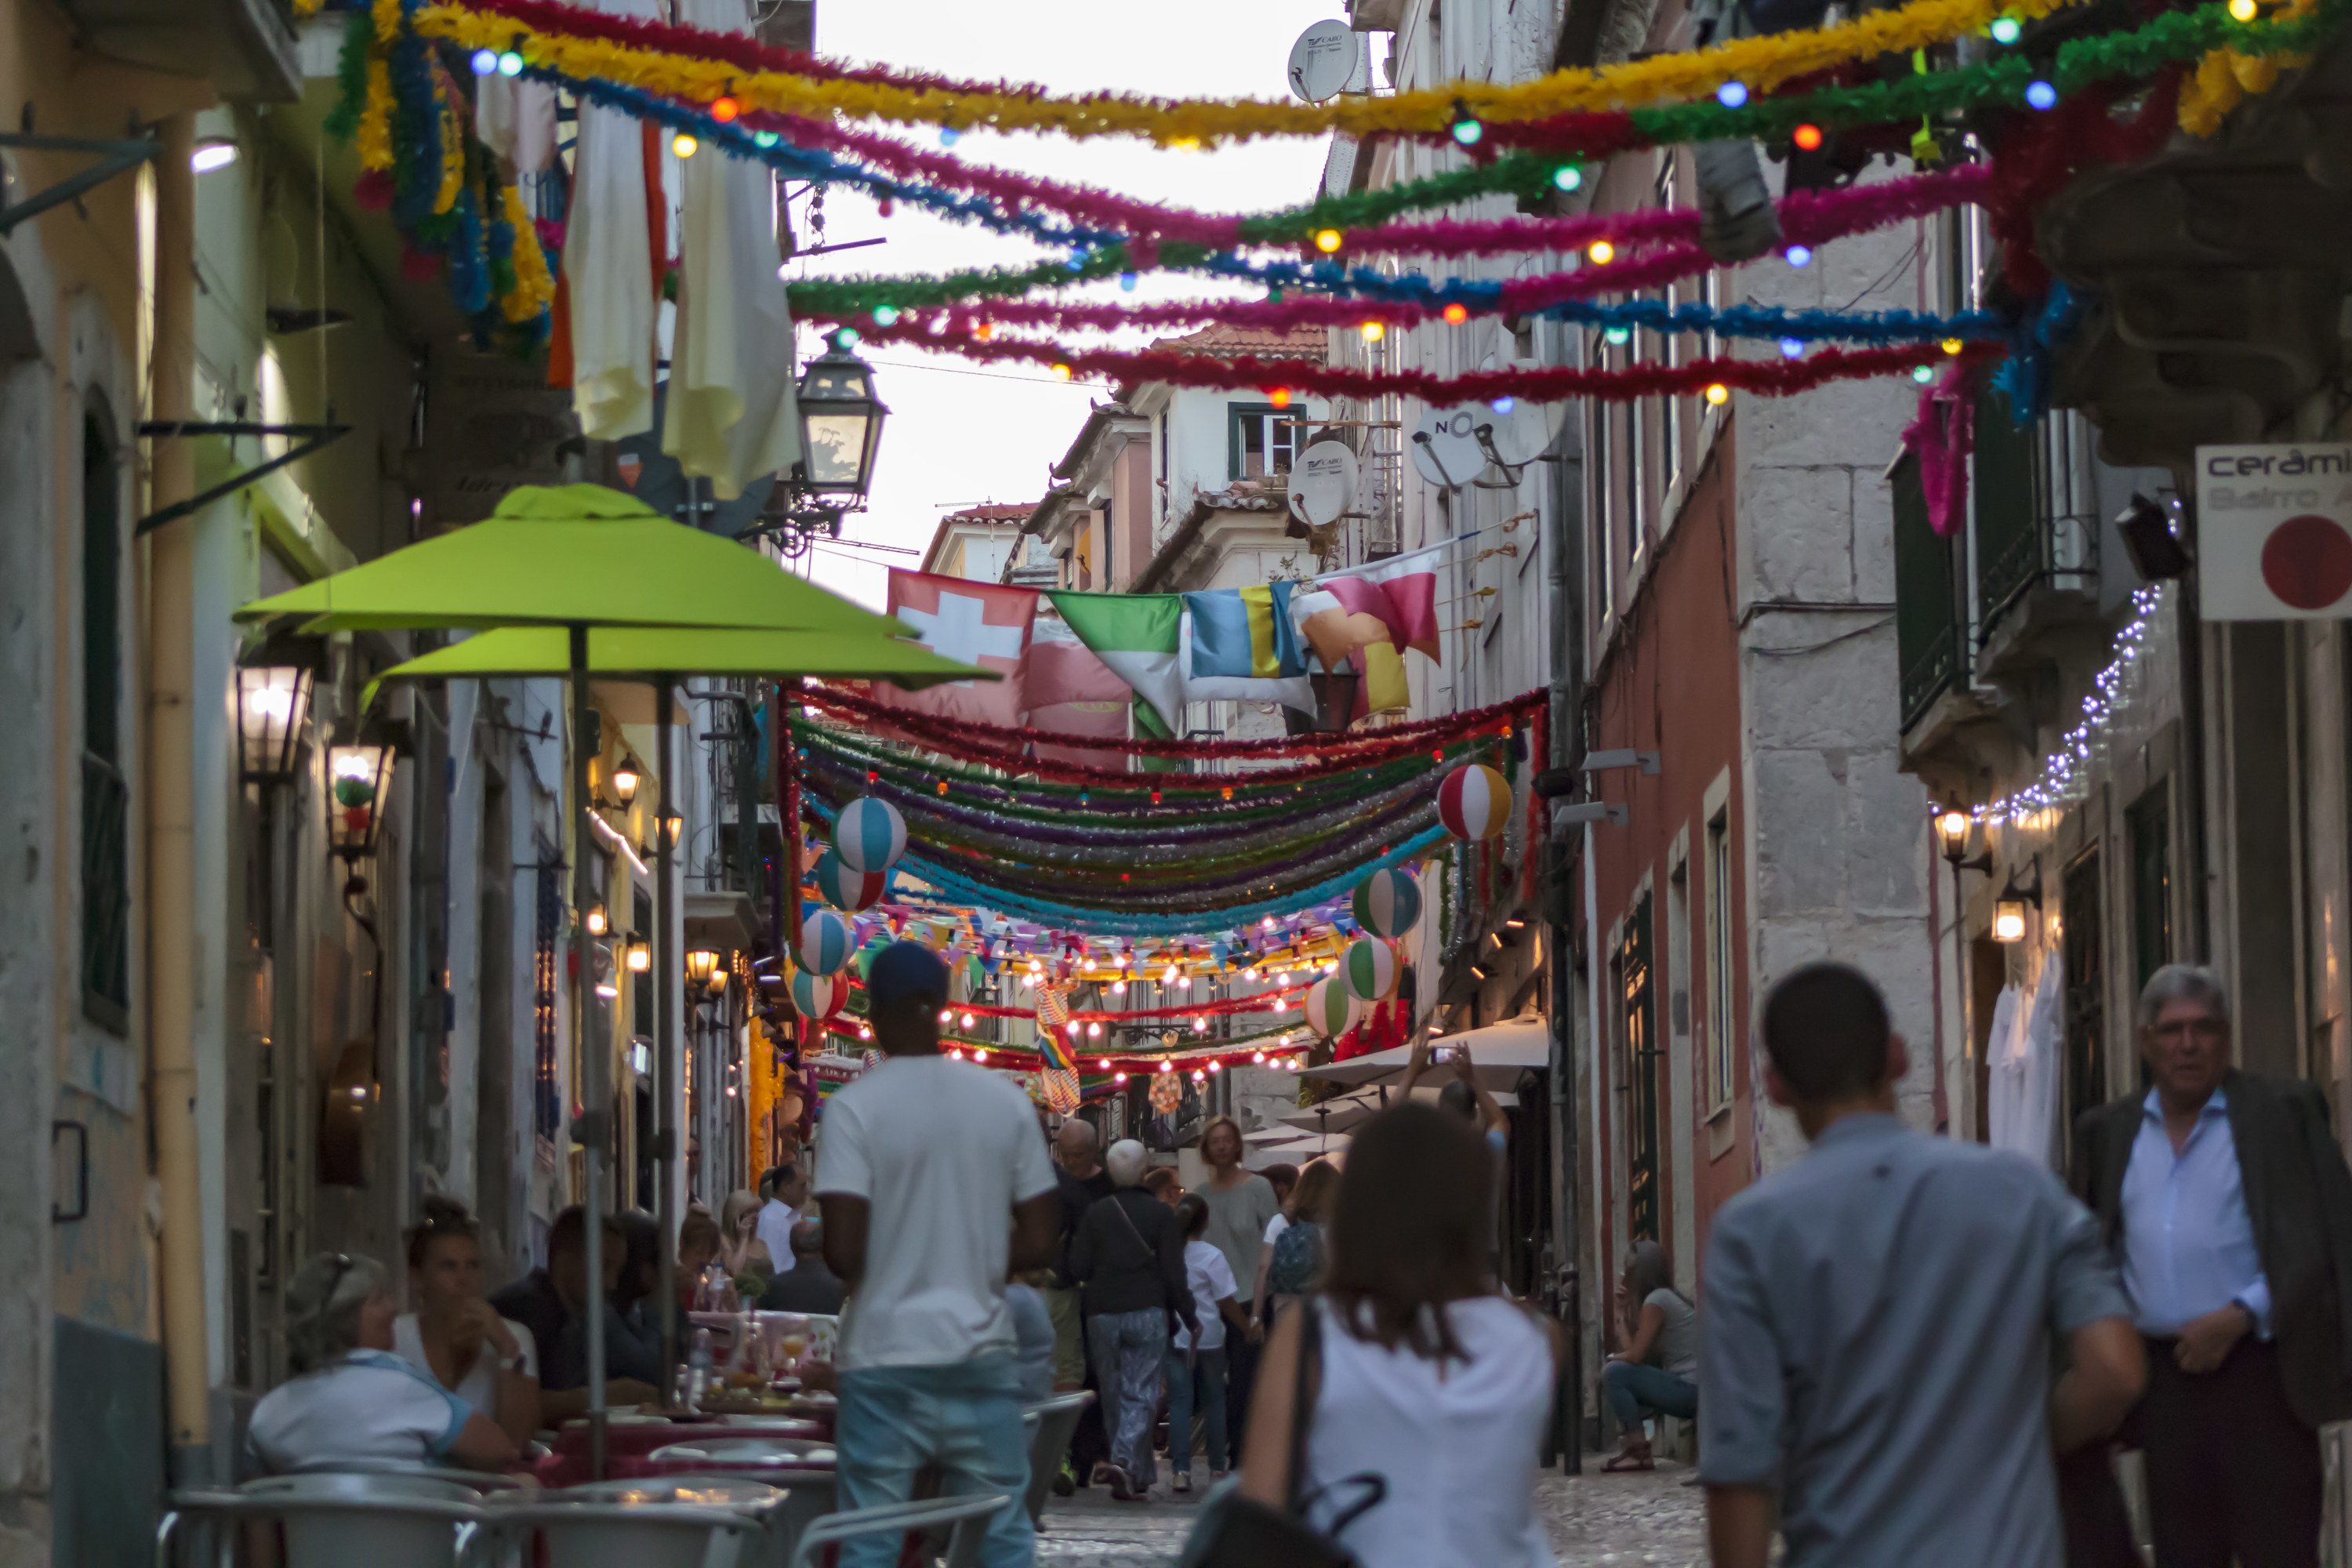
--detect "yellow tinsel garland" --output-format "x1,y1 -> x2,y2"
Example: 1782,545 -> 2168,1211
358,56 -> 396,172
434,67 -> 464,215
414,0 -> 2096,145
2177,0 -> 2314,133
501,183 -> 554,322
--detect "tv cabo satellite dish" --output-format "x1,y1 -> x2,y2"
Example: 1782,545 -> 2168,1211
1477,371 -> 1552,470
1287,20 -> 1356,104
1287,440 -> 1359,528
1410,405 -> 1486,490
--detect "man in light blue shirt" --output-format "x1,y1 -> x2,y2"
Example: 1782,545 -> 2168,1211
2070,964 -> 2352,1568
1701,963 -> 2144,1568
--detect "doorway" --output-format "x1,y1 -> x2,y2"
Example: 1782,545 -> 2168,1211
2063,846 -> 2105,1125
1624,895 -> 1660,1243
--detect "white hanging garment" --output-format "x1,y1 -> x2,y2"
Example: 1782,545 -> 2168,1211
562,0 -> 660,441
475,77 -> 555,175
1984,985 -> 2025,1156
2020,949 -> 2065,1171
661,0 -> 804,499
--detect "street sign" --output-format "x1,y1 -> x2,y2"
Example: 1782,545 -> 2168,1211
2196,442 -> 2352,619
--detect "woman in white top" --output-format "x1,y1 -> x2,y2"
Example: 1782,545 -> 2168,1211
248,1251 -> 517,1475
1240,1103 -> 1562,1568
394,1196 -> 540,1447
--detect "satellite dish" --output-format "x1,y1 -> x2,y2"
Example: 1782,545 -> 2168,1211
1477,382 -> 1552,469
1287,20 -> 1356,103
1410,405 -> 1486,490
1287,440 -> 1358,528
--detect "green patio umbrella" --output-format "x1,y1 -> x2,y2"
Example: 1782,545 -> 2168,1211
234,483 -> 956,1475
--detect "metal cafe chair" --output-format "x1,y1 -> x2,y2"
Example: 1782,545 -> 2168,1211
156,1477 -> 488,1568
646,1442 -> 841,1563
485,1477 -> 786,1568
786,1494 -> 1011,1568
1019,1392 -> 1094,1526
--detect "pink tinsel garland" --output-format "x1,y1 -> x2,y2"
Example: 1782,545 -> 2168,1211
1901,361 -> 1977,538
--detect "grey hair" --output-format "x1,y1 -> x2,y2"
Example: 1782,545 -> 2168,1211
1105,1138 -> 1149,1187
1056,1118 -> 1099,1150
285,1251 -> 387,1371
2137,964 -> 2230,1033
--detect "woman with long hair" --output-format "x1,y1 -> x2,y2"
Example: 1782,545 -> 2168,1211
1261,1158 -> 1342,1318
1240,1103 -> 1561,1568
1601,1240 -> 1697,1472
1196,1115 -> 1279,1454
394,1195 -> 540,1446
719,1188 -> 776,1279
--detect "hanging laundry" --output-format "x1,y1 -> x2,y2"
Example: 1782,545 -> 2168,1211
561,0 -> 660,440
474,76 -> 554,175
662,0 -> 804,498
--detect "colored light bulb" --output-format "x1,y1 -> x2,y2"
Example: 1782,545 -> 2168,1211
497,50 -> 524,76
470,48 -> 499,75
2024,80 -> 2058,109
1715,81 -> 1749,108
1443,303 -> 1469,325
1784,244 -> 1813,268
1989,15 -> 2023,42
1552,165 -> 1583,191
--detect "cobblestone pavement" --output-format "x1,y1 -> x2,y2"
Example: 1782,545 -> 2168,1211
1036,1458 -> 1705,1566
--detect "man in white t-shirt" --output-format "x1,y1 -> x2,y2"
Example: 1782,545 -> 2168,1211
819,942 -> 1061,1568
758,1160 -> 810,1275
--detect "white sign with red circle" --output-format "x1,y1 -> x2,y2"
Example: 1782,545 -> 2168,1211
2198,443 -> 2352,619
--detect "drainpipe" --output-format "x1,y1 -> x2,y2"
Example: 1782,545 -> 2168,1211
144,111 -> 211,1486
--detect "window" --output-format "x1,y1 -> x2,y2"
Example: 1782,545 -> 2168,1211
81,412 -> 129,1031
2129,786 -> 2172,993
1587,371 -> 1613,619
1227,402 -> 1298,480
1622,347 -> 1646,560
1706,810 -> 1733,1109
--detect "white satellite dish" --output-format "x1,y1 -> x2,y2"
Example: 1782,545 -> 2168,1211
1410,405 -> 1486,490
1477,384 -> 1552,469
1287,440 -> 1358,528
1287,20 -> 1356,103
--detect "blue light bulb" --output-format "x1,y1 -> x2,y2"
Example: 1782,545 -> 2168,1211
1491,396 -> 1515,414
1119,273 -> 1139,291
1779,337 -> 1806,358
1716,81 -> 1750,108
1784,244 -> 1813,268
938,128 -> 962,147
2024,79 -> 2058,109
470,48 -> 499,76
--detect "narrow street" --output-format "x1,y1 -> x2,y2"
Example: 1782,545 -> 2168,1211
1037,1464 -> 1705,1566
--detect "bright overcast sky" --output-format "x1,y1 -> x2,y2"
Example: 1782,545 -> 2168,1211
787,0 -> 1339,609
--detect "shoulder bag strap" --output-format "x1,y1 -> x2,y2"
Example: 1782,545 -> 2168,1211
1109,1190 -> 1154,1262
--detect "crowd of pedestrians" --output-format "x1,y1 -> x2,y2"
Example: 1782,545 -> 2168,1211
234,937 -> 2352,1568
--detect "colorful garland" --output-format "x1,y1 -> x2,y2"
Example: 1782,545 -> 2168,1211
414,0 -> 2097,144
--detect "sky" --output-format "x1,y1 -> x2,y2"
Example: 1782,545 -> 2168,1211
784,0 -> 1342,610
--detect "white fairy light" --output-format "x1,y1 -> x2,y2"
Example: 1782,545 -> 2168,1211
1969,584 -> 2169,824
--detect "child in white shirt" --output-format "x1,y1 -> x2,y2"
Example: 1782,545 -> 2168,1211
1167,1194 -> 1258,1490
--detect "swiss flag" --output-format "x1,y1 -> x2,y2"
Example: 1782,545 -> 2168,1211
873,569 -> 1038,728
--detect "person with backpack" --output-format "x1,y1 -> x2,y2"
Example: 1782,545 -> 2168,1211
1071,1138 -> 1198,1500
1265,1159 -> 1341,1312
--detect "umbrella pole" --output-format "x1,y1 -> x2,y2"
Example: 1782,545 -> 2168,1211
655,673 -> 679,1386
572,625 -> 608,1483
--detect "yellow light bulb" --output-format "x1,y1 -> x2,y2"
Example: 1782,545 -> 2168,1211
672,132 -> 699,158
1704,383 -> 1730,405
2229,0 -> 2257,19
1588,241 -> 1615,265
1359,321 -> 1385,342
1941,338 -> 1965,355
1313,229 -> 1343,253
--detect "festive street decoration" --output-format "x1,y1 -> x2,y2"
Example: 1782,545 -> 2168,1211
813,849 -> 889,911
790,967 -> 844,1021
795,908 -> 855,976
1969,584 -> 2169,824
1342,936 -> 1404,1003
1352,867 -> 1424,940
1305,976 -> 1362,1038
1438,762 -> 1513,841
833,794 -> 907,873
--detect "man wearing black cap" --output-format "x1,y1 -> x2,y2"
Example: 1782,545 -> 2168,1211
819,941 -> 1062,1568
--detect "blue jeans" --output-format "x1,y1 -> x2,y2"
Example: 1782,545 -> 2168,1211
1086,1307 -> 1167,1487
835,1354 -> 1033,1568
1604,1359 -> 1697,1432
1164,1344 -> 1229,1475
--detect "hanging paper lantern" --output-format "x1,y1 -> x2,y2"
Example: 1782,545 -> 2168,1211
1149,1072 -> 1183,1115
789,968 -> 844,1021
813,850 -> 888,912
796,908 -> 855,977
1305,977 -> 1361,1039
1437,762 -> 1512,841
833,796 -> 907,873
1036,986 -> 1071,1031
1351,866 -> 1423,939
1341,935 -> 1403,1003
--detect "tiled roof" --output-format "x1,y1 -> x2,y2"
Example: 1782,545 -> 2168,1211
1150,322 -> 1327,361
944,504 -> 1036,522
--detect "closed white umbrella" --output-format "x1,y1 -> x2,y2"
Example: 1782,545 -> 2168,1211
1301,1015 -> 1552,1091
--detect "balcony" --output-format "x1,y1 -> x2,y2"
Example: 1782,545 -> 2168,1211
1893,448 -> 1965,735
63,0 -> 302,102
1972,388 -> 2105,680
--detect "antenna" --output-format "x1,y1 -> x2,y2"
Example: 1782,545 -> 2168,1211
1287,439 -> 1359,528
1286,20 -> 1357,104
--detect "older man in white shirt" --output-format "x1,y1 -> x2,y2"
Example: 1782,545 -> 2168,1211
758,1161 -> 811,1276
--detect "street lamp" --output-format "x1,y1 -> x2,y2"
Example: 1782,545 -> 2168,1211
752,334 -> 890,557
236,657 -> 316,782
327,742 -> 396,863
611,760 -> 641,805
687,949 -> 723,987
626,934 -> 652,973
586,902 -> 610,937
1993,861 -> 2042,945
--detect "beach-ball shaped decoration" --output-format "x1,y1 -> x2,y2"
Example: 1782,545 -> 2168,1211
1305,977 -> 1361,1039
1351,866 -> 1423,939
789,967 -> 844,1021
796,908 -> 855,977
813,850 -> 888,912
1437,762 -> 1512,841
1341,935 -> 1403,1003
833,795 -> 907,873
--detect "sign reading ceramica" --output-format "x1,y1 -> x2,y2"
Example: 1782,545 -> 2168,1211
2197,442 -> 2352,619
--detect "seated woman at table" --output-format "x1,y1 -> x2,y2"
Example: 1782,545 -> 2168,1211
677,1210 -> 724,1317
394,1195 -> 540,1448
719,1189 -> 776,1283
248,1251 -> 517,1474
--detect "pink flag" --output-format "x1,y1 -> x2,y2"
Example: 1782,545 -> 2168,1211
873,569 -> 1038,728
1318,544 -> 1443,662
1024,619 -> 1131,764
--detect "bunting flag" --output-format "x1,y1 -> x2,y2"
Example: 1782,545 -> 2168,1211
1048,589 -> 1187,733
1025,617 -> 1134,763
1182,583 -> 1316,714
873,568 -> 1035,728
1316,543 -> 1446,662
1291,585 -> 1411,716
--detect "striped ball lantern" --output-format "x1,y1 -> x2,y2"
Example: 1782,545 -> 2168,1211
1341,935 -> 1403,1003
789,967 -> 844,1022
814,850 -> 888,912
795,907 -> 855,977
1351,866 -> 1422,939
833,795 -> 907,874
1305,977 -> 1361,1039
1437,762 -> 1512,842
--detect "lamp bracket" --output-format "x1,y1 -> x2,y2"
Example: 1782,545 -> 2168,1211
0,131 -> 158,235
135,421 -> 353,535
1581,750 -> 1661,775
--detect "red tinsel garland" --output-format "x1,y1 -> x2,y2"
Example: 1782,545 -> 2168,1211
800,684 -> 1541,764
1984,68 -> 2181,296
846,974 -> 1312,1022
837,329 -> 2004,403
